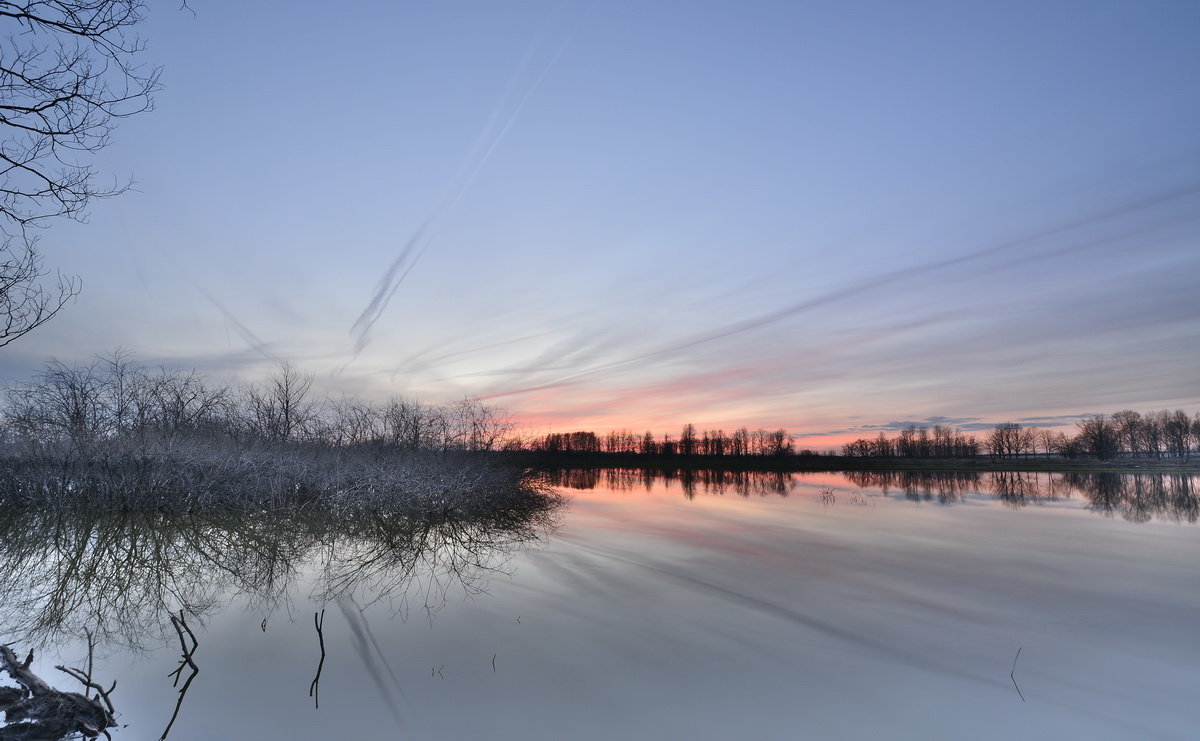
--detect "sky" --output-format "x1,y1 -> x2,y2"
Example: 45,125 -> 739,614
2,0 -> 1198,446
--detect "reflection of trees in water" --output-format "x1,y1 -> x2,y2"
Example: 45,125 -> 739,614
0,495 -> 561,651
845,470 -> 1197,522
843,471 -> 984,504
311,504 -> 559,614
544,468 -> 792,499
842,470 -> 1077,506
547,467 -> 1198,523
1061,472 -> 1198,524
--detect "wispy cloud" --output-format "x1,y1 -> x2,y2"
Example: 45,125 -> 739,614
476,183 -> 1200,405
350,2 -> 593,356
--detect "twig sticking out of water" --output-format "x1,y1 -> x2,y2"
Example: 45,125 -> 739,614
848,494 -> 876,508
1010,647 -> 1026,703
55,630 -> 117,739
492,654 -> 496,672
161,610 -> 199,740
55,629 -> 117,721
53,663 -> 118,739
309,609 -> 326,709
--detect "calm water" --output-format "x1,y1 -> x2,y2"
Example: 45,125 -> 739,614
3,470 -> 1197,740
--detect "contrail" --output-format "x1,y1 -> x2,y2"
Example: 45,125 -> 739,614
480,182 -> 1200,399
337,596 -> 410,728
349,9 -> 561,349
350,2 -> 591,356
191,282 -> 279,362
145,228 -> 280,362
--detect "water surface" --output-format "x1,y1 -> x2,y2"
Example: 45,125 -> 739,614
4,470 -> 1197,740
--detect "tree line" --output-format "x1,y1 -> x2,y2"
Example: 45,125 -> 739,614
5,354 -> 1196,468
511,410 -> 1200,463
526,423 -> 802,458
841,409 -> 1200,461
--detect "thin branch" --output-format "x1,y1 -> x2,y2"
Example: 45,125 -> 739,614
308,608 -> 325,709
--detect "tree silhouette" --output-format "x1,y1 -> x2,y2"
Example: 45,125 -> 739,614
0,0 -> 159,344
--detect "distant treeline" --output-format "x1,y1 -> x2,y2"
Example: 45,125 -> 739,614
840,425 -> 981,458
520,409 -> 1199,464
840,409 -> 1199,461
525,424 -> 803,458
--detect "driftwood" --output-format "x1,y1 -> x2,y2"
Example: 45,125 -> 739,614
0,642 -> 116,740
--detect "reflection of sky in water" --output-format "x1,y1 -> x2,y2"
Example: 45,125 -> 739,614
12,472 -> 1199,740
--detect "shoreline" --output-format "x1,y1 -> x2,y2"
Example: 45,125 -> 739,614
504,451 -> 1200,474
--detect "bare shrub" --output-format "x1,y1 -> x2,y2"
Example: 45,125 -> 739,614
1,355 -> 534,517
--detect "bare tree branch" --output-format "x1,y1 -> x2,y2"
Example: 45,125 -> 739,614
0,232 -> 78,346
0,0 -> 158,344
0,0 -> 159,228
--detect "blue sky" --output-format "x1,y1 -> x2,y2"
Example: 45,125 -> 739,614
3,0 -> 1198,444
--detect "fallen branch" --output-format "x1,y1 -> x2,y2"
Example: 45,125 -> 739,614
1,641 -> 116,740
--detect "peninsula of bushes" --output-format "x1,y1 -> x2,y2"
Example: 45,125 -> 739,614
3,354 -> 1197,515
0,353 -> 544,515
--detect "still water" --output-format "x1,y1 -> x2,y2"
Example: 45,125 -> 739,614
3,470 -> 1197,740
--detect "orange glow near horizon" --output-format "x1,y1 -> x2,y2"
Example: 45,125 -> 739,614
507,416 -> 884,451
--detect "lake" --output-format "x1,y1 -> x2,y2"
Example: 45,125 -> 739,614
3,470 -> 1197,740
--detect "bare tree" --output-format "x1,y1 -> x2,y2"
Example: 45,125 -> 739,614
0,0 -> 158,343
1,0 -> 158,226
988,423 -> 1023,459
1036,428 -> 1057,456
765,428 -> 793,457
1076,415 -> 1120,460
1162,409 -> 1191,461
639,430 -> 657,456
730,427 -> 749,456
244,363 -> 315,443
679,423 -> 697,456
440,397 -> 511,452
0,234 -> 76,345
1111,409 -> 1142,456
